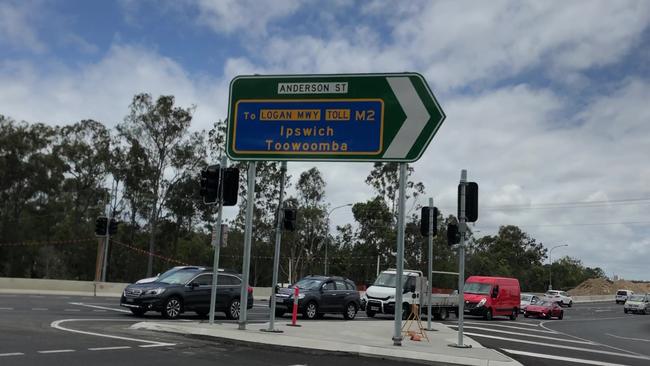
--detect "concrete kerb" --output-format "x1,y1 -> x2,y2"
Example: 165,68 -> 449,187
131,321 -> 522,366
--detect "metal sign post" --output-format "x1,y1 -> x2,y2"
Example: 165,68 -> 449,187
209,156 -> 227,325
263,161 -> 287,333
238,161 -> 257,330
426,197 -> 435,331
450,169 -> 471,348
392,163 -> 407,346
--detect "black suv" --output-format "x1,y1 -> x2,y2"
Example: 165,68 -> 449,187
273,275 -> 361,320
120,267 -> 253,319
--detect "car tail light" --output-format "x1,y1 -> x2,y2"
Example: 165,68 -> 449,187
247,286 -> 253,294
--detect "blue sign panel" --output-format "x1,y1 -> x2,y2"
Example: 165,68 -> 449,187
231,99 -> 384,156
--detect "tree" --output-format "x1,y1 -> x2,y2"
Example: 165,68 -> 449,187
117,94 -> 206,276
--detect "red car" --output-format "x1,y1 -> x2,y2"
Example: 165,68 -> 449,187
524,300 -> 564,319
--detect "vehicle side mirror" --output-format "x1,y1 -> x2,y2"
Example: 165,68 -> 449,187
190,282 -> 199,289
491,288 -> 498,298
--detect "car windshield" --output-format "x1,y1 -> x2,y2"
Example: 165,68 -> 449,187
157,269 -> 201,284
617,290 -> 629,296
293,278 -> 323,290
464,282 -> 491,295
521,294 -> 533,301
373,273 -> 396,287
536,300 -> 552,306
156,267 -> 184,281
628,295 -> 644,302
545,291 -> 559,296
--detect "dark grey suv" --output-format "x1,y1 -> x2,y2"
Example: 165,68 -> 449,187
273,275 -> 361,320
120,267 -> 253,319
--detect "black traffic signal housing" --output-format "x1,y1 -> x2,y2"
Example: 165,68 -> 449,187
420,207 -> 438,236
108,219 -> 119,235
95,217 -> 108,236
458,182 -> 478,222
222,167 -> 239,206
200,165 -> 220,204
283,208 -> 297,231
447,223 -> 461,246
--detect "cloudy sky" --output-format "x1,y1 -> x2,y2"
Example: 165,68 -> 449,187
1,0 -> 649,280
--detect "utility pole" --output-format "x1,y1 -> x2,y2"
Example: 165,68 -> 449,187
208,156 -> 227,325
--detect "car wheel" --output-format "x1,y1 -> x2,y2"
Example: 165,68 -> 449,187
366,309 -> 376,318
484,308 -> 493,321
546,312 -> 552,319
642,309 -> 647,315
343,302 -> 358,320
558,311 -> 564,320
226,298 -> 241,320
615,301 -> 620,304
130,308 -> 146,317
624,308 -> 628,314
523,311 -> 529,318
437,308 -> 449,321
162,297 -> 182,319
568,301 -> 573,308
509,308 -> 518,320
303,301 -> 318,320
402,304 -> 410,320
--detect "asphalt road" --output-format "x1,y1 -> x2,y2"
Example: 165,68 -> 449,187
0,293 -> 421,366
442,301 -> 650,366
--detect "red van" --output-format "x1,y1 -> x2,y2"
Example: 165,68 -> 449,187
463,276 -> 520,320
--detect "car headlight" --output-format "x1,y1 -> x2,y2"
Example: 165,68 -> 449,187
145,288 -> 166,295
477,298 -> 487,307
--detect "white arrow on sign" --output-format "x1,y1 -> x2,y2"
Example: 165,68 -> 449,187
382,77 -> 431,159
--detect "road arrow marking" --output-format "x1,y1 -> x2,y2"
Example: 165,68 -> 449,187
383,77 -> 430,159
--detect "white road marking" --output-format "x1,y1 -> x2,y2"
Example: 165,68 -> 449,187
0,353 -> 24,357
502,348 -> 629,366
0,307 -> 14,310
38,349 -> 75,354
464,332 -> 650,361
606,333 -> 650,342
29,295 -> 45,298
459,326 -> 592,345
92,310 -> 107,312
88,346 -> 131,351
64,309 -> 81,312
139,344 -> 174,348
594,309 -> 612,312
69,302 -> 129,313
32,308 -> 48,311
51,319 -> 175,347
462,321 -> 557,333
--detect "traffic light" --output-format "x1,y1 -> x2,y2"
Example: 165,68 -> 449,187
222,167 -> 239,206
458,182 -> 479,222
108,219 -> 119,235
95,217 -> 108,236
283,208 -> 297,231
447,223 -> 461,246
200,165 -> 220,204
420,207 -> 438,236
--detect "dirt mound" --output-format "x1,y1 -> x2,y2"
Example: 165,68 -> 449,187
569,278 -> 650,296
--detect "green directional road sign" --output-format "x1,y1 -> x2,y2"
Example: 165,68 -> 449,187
226,73 -> 445,162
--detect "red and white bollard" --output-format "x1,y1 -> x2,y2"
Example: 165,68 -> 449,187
287,286 -> 301,327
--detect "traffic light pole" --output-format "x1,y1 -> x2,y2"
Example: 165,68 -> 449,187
209,156 -> 227,325
263,161 -> 287,333
450,169 -> 471,348
239,161 -> 257,330
427,197 -> 434,331
392,163 -> 407,346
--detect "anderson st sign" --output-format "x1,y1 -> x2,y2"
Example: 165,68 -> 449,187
226,73 -> 445,162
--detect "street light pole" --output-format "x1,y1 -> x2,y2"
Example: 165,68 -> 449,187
548,244 -> 568,290
325,203 -> 352,276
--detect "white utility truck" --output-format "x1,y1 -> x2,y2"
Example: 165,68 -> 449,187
361,269 -> 458,320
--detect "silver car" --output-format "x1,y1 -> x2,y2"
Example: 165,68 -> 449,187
624,294 -> 649,315
520,293 -> 541,313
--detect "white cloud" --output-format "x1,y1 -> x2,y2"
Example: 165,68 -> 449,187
194,0 -> 302,36
0,1 -> 46,52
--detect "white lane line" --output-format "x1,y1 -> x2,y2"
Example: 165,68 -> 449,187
502,349 -> 630,366
92,310 -> 107,312
594,309 -> 612,312
69,302 -> 130,313
465,332 -> 650,361
32,308 -> 48,311
38,349 -> 75,354
0,307 -> 14,310
29,295 -> 45,298
64,309 -> 81,312
88,346 -> 131,351
139,344 -> 174,348
0,353 -> 24,357
458,326 -> 592,345
462,321 -> 557,333
606,333 -> 650,342
51,319 -> 175,347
